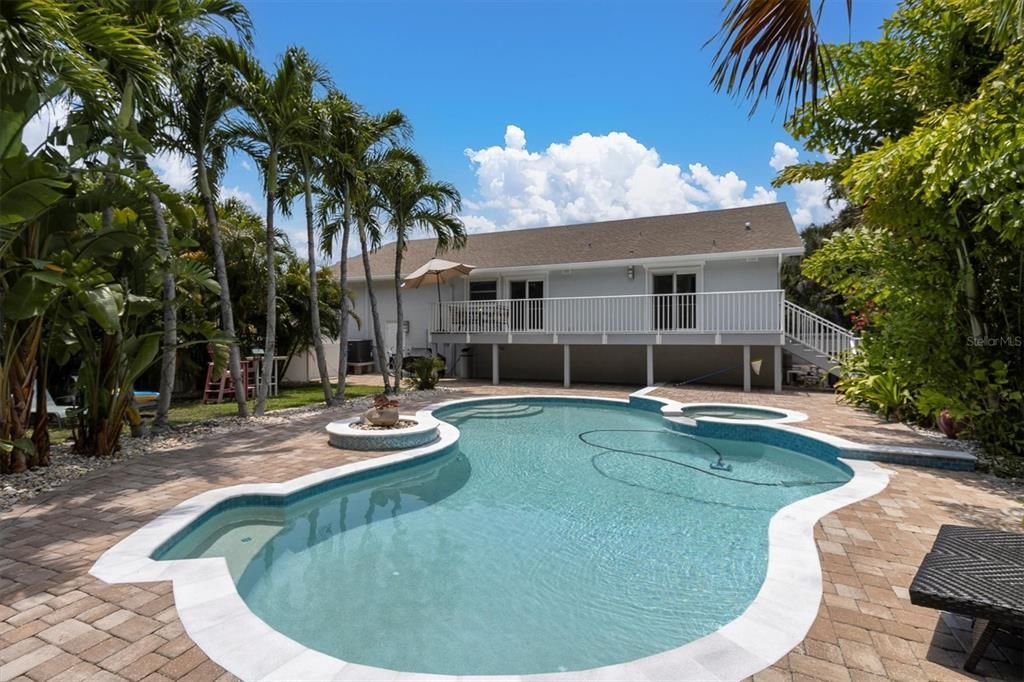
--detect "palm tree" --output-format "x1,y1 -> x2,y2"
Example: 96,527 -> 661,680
287,94 -> 333,404
124,1 -> 252,430
226,46 -> 329,415
169,37 -> 253,418
707,0 -> 848,114
316,92 -> 363,401
319,104 -> 411,395
378,156 -> 465,391
708,0 -> 1022,115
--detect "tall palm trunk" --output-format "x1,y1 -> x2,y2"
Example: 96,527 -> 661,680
334,186 -> 352,400
148,189 -> 177,431
256,149 -> 279,415
303,171 -> 332,403
392,241 -> 405,392
358,221 -> 392,393
197,159 -> 249,418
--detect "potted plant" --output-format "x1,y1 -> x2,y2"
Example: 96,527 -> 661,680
363,394 -> 401,427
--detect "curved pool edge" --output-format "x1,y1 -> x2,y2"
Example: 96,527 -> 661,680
90,393 -> 890,682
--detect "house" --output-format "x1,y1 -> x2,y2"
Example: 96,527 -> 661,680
285,203 -> 856,390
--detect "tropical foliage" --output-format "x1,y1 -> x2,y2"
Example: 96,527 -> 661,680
0,0 -> 462,473
753,0 -> 1024,472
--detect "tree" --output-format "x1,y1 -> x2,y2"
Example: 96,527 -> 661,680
169,38 -> 252,418
316,93 -> 361,400
281,91 -> 333,404
122,0 -> 253,431
1,0 -> 164,470
778,0 -> 1024,465
226,45 -> 329,415
378,156 -> 465,390
320,105 -> 412,394
708,0 -> 1022,114
781,206 -> 857,328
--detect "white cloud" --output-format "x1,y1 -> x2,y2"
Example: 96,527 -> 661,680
461,214 -> 499,234
769,142 -> 800,172
221,185 -> 260,211
462,126 -> 777,231
241,159 -> 252,172
503,124 -> 527,150
21,99 -> 70,153
768,141 -> 843,228
148,151 -> 193,191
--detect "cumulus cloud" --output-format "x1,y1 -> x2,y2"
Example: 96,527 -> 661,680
461,125 -> 778,233
221,185 -> 260,211
768,141 -> 843,228
148,151 -> 194,191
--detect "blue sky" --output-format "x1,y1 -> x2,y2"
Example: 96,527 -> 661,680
176,0 -> 899,252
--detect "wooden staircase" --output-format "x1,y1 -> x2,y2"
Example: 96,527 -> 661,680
783,300 -> 858,376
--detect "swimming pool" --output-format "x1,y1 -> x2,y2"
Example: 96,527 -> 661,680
155,397 -> 854,676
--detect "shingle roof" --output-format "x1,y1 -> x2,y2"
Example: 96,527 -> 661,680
341,203 -> 801,280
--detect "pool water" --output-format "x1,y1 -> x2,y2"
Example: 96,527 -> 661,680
678,404 -> 789,420
157,398 -> 851,675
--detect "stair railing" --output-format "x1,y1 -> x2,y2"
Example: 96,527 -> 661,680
783,300 -> 858,361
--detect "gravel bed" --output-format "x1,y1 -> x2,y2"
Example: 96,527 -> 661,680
1,387 -> 454,513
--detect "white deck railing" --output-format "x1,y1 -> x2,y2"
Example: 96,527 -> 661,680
430,290 -> 785,336
783,300 -> 858,360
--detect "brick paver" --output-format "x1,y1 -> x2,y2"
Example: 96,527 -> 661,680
2,380 -> 1021,681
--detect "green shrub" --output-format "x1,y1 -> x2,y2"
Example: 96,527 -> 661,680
408,356 -> 444,390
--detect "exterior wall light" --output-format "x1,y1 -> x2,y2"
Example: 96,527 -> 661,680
627,265 -> 635,280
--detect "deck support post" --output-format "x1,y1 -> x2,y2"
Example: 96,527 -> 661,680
773,345 -> 782,394
563,345 -> 571,388
646,344 -> 654,386
743,345 -> 751,393
491,343 -> 499,386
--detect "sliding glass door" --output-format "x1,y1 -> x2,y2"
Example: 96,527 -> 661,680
509,279 -> 544,331
652,273 -> 697,330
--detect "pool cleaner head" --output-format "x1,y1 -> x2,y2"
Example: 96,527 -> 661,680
709,455 -> 733,472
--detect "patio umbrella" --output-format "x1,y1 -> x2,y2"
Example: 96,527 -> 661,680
402,257 -> 476,306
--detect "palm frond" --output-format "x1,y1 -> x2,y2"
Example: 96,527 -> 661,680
707,0 -> 851,115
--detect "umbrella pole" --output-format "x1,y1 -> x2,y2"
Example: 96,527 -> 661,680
435,277 -> 442,354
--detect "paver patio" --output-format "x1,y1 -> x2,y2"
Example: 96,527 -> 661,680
1,381 -> 1021,682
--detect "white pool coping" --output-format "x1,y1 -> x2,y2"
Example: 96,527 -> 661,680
92,393 -> 891,682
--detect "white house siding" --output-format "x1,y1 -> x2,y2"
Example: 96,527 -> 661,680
703,257 -> 779,292
282,280 -> 452,384
546,265 -> 647,298
284,255 -> 785,386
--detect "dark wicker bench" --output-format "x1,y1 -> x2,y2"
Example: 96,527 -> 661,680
909,524 -> 1024,672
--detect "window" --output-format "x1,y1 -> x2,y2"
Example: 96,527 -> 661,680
469,280 -> 498,301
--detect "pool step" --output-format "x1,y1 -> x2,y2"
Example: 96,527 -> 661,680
442,403 -> 544,421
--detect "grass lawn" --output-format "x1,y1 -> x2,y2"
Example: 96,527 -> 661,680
167,382 -> 379,423
50,383 -> 381,444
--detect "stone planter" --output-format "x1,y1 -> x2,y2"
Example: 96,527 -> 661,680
326,415 -> 440,451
